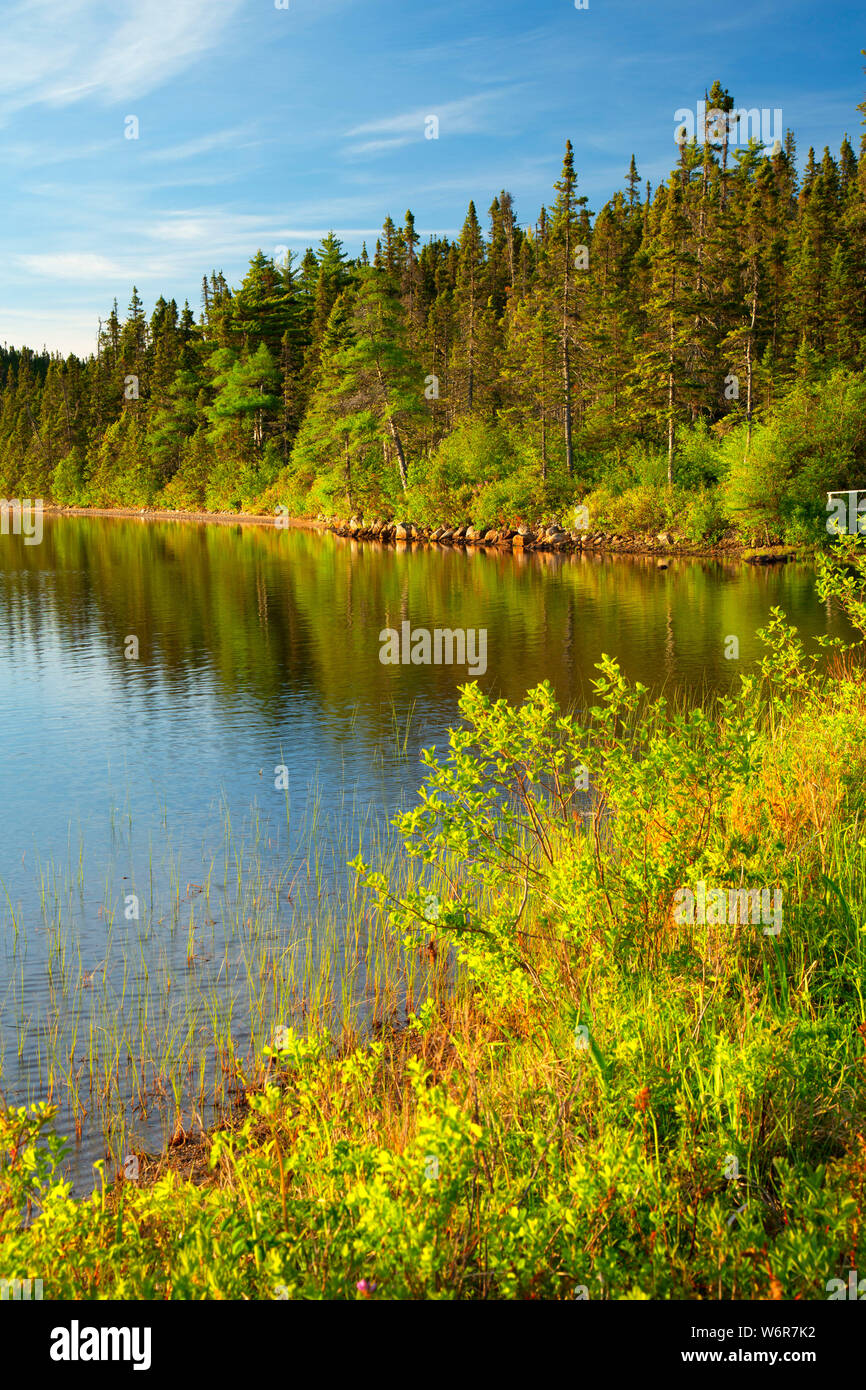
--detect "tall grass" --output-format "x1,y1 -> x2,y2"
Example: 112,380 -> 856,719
0,778 -> 444,1191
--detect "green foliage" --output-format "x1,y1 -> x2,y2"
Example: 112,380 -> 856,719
721,369 -> 866,541
678,486 -> 729,543
816,533 -> 866,644
88,413 -> 159,507
160,430 -> 213,510
673,419 -> 724,490
50,446 -> 88,505
584,481 -> 672,533
402,420 -> 541,526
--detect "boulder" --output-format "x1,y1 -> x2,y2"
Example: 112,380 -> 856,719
394,522 -> 409,540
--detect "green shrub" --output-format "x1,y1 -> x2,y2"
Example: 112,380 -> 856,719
721,369 -> 866,542
585,482 -> 670,533
678,486 -> 729,542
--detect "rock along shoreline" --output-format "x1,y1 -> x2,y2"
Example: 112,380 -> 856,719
39,505 -> 797,564
321,515 -> 798,565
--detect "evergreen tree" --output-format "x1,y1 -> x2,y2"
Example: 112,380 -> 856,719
452,202 -> 486,417
546,141 -> 589,476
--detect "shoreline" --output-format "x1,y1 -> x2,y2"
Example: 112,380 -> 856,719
42,504 -> 327,530
41,505 -> 799,563
316,517 -> 800,564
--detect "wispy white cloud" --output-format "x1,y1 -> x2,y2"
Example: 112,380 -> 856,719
0,138 -> 118,169
140,205 -> 391,254
347,135 -> 415,156
0,0 -> 245,118
343,90 -> 518,158
12,204 -> 390,293
142,125 -> 261,164
17,252 -> 130,281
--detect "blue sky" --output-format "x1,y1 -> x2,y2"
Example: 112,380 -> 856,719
1,0 -> 862,356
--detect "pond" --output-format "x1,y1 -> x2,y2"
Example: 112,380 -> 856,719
0,516 -> 846,1190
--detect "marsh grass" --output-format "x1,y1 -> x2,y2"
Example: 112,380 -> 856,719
0,779 -> 445,1193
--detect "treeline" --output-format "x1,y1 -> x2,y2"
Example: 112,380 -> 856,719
2,77 -> 866,540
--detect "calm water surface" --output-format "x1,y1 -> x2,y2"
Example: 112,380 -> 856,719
0,516 -> 846,1189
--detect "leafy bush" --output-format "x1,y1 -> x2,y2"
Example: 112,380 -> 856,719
673,418 -> 724,489
584,482 -> 671,533
721,369 -> 866,542
407,420 -> 529,525
678,486 -> 729,542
